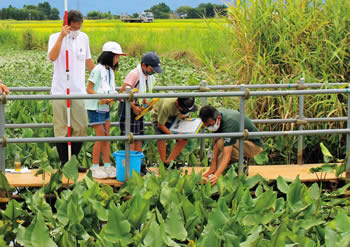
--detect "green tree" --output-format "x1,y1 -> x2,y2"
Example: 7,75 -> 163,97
38,2 -> 51,19
87,11 -> 104,20
150,2 -> 171,19
175,6 -> 193,18
49,8 -> 60,20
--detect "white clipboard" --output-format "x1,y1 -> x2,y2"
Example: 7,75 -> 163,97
169,118 -> 203,134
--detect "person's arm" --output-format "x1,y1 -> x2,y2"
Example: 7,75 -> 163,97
157,122 -> 173,135
48,25 -> 70,61
120,82 -> 142,115
0,80 -> 9,94
209,145 -> 233,185
87,81 -> 112,105
203,138 -> 219,177
86,58 -> 95,73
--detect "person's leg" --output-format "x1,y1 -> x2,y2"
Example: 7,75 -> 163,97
71,100 -> 88,159
165,139 -> 188,163
92,125 -> 105,165
131,141 -> 142,152
101,120 -> 111,163
231,140 -> 263,160
52,100 -> 68,165
215,138 -> 225,170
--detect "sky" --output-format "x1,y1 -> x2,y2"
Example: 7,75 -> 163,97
0,0 -> 227,15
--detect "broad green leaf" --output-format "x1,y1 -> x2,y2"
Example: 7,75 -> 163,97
309,183 -> 320,201
100,203 -> 132,245
23,128 -> 34,138
287,177 -> 304,210
16,224 -> 34,247
31,213 -> 57,247
67,200 -> 84,225
300,218 -> 325,231
325,228 -> 338,247
56,199 -> 69,226
241,226 -> 263,247
0,170 -> 15,192
253,188 -> 276,212
88,198 -> 108,221
165,203 -> 188,241
143,220 -> 164,247
62,155 -> 79,182
277,176 -> 289,194
335,209 -> 350,233
2,199 -> 23,220
125,191 -> 150,227
320,142 -> 333,159
59,230 -> 77,247
43,169 -> 62,193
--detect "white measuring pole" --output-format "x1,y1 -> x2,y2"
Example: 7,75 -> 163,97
64,0 -> 72,160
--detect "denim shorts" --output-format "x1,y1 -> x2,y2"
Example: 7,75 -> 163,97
88,110 -> 110,125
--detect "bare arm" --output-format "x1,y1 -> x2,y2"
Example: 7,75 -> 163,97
87,81 -> 112,104
214,145 -> 233,177
0,80 -> 9,94
48,25 -> 70,61
157,123 -> 172,135
86,58 -> 95,73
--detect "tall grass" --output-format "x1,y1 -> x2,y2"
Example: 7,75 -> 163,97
214,0 -> 350,163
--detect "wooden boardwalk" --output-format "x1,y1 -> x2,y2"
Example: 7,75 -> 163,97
4,164 -> 343,189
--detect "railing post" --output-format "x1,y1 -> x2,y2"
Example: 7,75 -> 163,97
125,87 -> 131,181
346,85 -> 350,179
297,78 -> 305,165
238,85 -> 245,176
0,93 -> 6,171
199,80 -> 207,161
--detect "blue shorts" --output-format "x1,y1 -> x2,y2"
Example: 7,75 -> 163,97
88,110 -> 110,125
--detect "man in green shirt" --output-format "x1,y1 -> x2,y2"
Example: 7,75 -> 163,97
199,105 -> 263,185
151,97 -> 197,166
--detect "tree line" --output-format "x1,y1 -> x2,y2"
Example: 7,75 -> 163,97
87,3 -> 227,20
0,2 -> 59,20
0,1 -> 227,20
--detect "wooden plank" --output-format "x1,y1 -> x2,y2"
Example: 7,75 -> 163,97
148,164 -> 344,182
4,164 -> 344,188
249,164 -> 344,182
5,170 -> 124,187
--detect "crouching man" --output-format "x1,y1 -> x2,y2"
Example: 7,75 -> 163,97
199,105 -> 263,185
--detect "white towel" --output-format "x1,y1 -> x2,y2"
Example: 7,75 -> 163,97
137,64 -> 154,94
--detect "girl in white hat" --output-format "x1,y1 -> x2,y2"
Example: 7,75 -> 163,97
86,41 -> 126,178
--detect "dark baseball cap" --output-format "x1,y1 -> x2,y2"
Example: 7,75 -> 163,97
141,52 -> 162,73
177,97 -> 198,113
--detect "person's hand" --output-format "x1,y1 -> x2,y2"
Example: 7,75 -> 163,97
99,99 -> 113,105
203,166 -> 215,178
59,25 -> 70,38
132,106 -> 142,115
0,83 -> 9,94
209,174 -> 219,185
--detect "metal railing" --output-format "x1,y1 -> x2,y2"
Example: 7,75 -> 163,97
1,80 -> 350,180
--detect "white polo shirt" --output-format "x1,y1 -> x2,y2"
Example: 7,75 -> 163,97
48,32 -> 92,95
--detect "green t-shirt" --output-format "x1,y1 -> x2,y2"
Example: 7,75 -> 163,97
150,98 -> 181,125
217,109 -> 262,147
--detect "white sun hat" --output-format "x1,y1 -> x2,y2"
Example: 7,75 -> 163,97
102,41 -> 126,56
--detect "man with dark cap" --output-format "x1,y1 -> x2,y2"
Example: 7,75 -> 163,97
150,97 -> 198,166
119,52 -> 162,152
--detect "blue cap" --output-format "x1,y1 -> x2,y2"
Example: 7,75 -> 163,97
141,52 -> 162,73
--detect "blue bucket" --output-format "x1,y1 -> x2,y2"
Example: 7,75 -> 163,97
112,151 -> 144,182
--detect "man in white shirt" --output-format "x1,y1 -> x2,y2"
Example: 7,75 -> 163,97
48,10 -> 94,166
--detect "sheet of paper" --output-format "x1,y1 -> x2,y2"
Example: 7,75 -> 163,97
5,167 -> 31,174
169,118 -> 203,134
